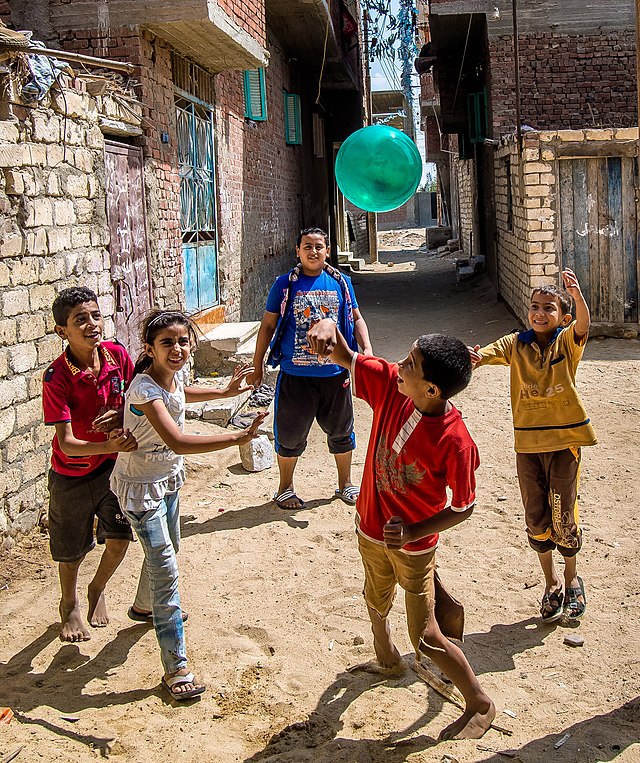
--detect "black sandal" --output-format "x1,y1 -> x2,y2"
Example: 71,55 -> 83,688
564,577 -> 586,619
540,589 -> 564,622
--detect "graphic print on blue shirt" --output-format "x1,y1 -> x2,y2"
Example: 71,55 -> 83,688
292,289 -> 340,366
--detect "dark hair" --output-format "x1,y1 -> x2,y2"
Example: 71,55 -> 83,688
531,284 -> 573,315
296,227 -> 329,247
52,287 -> 99,326
415,334 -> 472,400
133,309 -> 199,377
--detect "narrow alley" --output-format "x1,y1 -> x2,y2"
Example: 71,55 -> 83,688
1,241 -> 639,762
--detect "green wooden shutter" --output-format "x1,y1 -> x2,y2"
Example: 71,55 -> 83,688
283,92 -> 302,145
244,68 -> 267,121
468,88 -> 488,144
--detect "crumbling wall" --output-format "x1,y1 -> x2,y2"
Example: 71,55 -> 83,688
0,80 -> 116,544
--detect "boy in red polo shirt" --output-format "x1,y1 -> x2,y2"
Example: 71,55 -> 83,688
43,287 -> 137,642
307,320 -> 495,741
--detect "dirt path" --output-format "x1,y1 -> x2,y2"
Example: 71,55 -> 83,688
1,234 -> 639,762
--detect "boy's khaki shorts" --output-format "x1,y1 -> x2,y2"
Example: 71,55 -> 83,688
357,533 -> 464,654
516,447 -> 582,557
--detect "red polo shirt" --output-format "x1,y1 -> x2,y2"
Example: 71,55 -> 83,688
42,341 -> 134,476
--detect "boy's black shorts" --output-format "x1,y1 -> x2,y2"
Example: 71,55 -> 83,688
274,370 -> 355,457
48,460 -> 133,563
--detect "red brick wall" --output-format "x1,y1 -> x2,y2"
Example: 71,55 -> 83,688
58,27 -> 183,310
490,31 -> 637,132
214,34 -> 307,319
217,0 -> 266,46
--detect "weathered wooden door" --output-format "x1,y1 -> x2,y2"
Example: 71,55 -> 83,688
176,96 -> 219,313
558,154 -> 639,327
104,140 -> 153,357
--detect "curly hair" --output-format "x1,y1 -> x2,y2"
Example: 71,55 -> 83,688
415,334 -> 473,399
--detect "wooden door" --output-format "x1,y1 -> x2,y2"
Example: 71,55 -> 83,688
558,155 -> 639,326
104,140 -> 153,358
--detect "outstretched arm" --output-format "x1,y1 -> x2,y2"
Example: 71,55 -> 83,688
353,308 -> 373,355
55,422 -> 137,456
248,311 -> 279,388
562,268 -> 590,339
137,400 -> 268,455
185,364 -> 254,403
307,318 -> 355,370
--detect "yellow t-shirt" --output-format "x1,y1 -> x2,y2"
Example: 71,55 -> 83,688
477,322 -> 597,453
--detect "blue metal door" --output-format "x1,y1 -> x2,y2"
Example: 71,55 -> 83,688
176,96 -> 219,312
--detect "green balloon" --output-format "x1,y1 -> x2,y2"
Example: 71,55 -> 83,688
335,125 -> 422,213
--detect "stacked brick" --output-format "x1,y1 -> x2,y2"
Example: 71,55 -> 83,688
490,32 -> 637,134
0,82 -> 117,544
218,0 -> 266,47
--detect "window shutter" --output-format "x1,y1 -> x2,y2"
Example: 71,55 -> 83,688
244,69 -> 267,121
312,113 -> 324,158
284,92 -> 302,145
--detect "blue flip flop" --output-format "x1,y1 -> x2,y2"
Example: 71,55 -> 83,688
335,485 -> 360,505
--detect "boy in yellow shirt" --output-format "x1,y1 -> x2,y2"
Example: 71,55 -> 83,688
470,269 -> 596,623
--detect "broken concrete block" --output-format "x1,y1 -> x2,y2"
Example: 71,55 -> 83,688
239,435 -> 274,472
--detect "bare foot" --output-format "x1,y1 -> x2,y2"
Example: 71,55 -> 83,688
347,659 -> 406,677
87,585 -> 109,627
59,601 -> 91,642
439,700 -> 496,740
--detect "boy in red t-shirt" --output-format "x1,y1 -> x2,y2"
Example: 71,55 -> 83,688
307,320 -> 495,741
43,287 -> 137,642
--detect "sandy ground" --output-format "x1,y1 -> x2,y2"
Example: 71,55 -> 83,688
1,232 -> 639,762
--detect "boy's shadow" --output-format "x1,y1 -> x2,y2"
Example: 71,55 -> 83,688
243,661 -> 460,762
474,696 -> 639,763
463,616 -> 561,675
180,499 -> 335,537
2,622 -> 156,755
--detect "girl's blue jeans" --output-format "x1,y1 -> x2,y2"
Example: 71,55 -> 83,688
124,491 -> 187,675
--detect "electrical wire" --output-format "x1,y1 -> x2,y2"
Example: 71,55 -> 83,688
451,12 -> 472,117
315,12 -> 330,104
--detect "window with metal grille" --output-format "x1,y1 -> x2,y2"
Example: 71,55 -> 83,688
283,92 -> 302,145
243,68 -> 267,121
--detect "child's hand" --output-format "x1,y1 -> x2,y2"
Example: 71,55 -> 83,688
107,428 -> 137,452
383,516 -> 408,549
226,364 -> 255,396
562,268 -> 582,296
91,407 -> 123,432
307,319 -> 337,357
467,344 -> 481,369
237,411 -> 269,444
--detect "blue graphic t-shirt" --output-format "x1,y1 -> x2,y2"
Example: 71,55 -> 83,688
265,271 -> 358,377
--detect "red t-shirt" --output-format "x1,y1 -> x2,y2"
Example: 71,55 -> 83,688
42,341 -> 134,477
353,354 -> 479,553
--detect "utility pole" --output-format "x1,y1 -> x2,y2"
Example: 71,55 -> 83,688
636,0 -> 640,142
363,7 -> 379,264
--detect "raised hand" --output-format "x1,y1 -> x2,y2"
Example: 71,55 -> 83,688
467,344 -> 481,369
562,268 -> 582,296
226,364 -> 255,396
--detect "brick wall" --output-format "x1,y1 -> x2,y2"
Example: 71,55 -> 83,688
0,83 -> 119,544
490,31 -> 637,134
377,198 -> 417,230
217,0 -> 266,46
59,27 -> 184,312
454,157 -> 478,256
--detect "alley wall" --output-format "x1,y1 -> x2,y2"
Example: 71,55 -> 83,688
0,81 -> 123,543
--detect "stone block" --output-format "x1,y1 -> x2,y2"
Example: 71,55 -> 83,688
29,284 -> 56,312
524,185 -> 550,197
6,484 -> 36,521
15,397 -> 42,430
31,113 -> 61,143
0,261 -> 8,287
0,233 -> 24,257
17,314 -> 46,342
4,432 -> 35,462
0,120 -> 19,142
0,144 -> 27,167
71,227 -> 92,248
556,130 -> 585,142
11,509 -> 40,535
0,466 -> 21,499
0,406 -> 15,441
585,129 -> 613,140
73,149 -> 94,173
0,349 -> 7,376
525,162 -> 553,174
23,197 -> 53,227
39,256 -> 65,283
74,199 -> 94,224
21,451 -> 48,482
47,227 -> 72,253
37,334 -> 63,365
201,389 -> 251,426
46,172 -> 62,196
9,342 -> 38,373
47,144 -> 66,166
65,172 -> 89,197
53,198 -> 76,226
614,128 -> 638,140
1,288 -> 29,316
239,435 -> 274,472
23,229 -> 48,256
4,169 -> 24,195
0,376 -> 27,408
0,318 -> 17,346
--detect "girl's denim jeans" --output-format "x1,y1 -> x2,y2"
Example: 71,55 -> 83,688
124,491 -> 187,675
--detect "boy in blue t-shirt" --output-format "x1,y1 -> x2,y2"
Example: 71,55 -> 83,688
249,227 -> 372,510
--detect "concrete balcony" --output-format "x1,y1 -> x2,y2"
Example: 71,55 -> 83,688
49,0 -> 268,72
